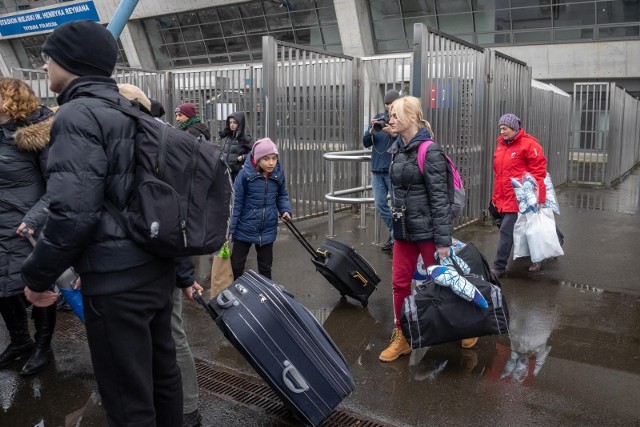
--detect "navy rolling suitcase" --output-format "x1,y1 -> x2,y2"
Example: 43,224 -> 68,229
283,219 -> 380,307
194,270 -> 355,426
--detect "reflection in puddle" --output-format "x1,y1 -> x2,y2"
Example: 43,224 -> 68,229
559,169 -> 640,215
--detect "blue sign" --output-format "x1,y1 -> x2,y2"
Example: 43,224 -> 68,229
0,1 -> 99,38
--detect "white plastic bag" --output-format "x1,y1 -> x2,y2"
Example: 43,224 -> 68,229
513,213 -> 530,259
524,208 -> 564,263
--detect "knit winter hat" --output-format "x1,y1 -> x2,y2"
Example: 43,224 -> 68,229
42,21 -> 117,77
252,138 -> 278,162
384,89 -> 400,104
175,103 -> 196,118
498,113 -> 521,133
117,83 -> 151,113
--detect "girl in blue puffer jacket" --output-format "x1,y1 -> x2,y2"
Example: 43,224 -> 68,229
230,138 -> 292,280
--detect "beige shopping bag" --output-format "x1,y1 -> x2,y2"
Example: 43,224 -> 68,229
210,243 -> 233,299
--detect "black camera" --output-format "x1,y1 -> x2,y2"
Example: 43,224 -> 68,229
372,114 -> 389,132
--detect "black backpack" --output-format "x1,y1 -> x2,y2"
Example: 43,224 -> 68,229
103,98 -> 232,257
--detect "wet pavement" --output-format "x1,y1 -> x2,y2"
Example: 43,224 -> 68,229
1,169 -> 639,426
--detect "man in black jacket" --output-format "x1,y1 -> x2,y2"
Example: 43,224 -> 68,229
22,21 -> 189,427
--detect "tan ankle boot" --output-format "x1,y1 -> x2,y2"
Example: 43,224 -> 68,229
379,328 -> 411,362
461,337 -> 479,349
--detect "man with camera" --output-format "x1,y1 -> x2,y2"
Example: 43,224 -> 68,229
363,89 -> 400,251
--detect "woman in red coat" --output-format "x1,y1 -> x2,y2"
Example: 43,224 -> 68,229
490,113 -> 547,277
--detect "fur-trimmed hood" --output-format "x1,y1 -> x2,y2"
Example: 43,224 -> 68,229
3,105 -> 54,152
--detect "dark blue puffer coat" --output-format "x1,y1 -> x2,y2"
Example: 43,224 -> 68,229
230,154 -> 291,246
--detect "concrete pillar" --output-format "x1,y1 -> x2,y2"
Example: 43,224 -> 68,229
120,21 -> 156,70
0,40 -> 21,77
333,0 -> 374,57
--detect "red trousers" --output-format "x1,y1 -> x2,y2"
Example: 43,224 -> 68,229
391,239 -> 437,328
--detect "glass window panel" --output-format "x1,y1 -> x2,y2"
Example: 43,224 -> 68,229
472,0 -> 511,10
321,24 -> 341,44
226,36 -> 248,52
290,0 -> 316,10
316,0 -> 334,8
229,53 -> 252,63
555,27 -> 594,41
599,25 -> 640,38
178,12 -> 199,26
185,41 -> 207,56
370,0 -> 401,20
553,3 -> 595,27
476,32 -> 511,44
246,34 -> 265,50
317,7 -> 337,25
210,54 -> 230,64
475,9 -> 511,32
220,19 -> 245,34
597,1 -> 640,24
199,8 -> 219,23
439,13 -> 474,34
165,43 -> 188,58
376,39 -> 409,53
243,16 -> 268,33
252,51 -> 263,60
264,1 -> 286,15
181,25 -> 202,42
201,23 -> 222,38
455,34 -> 475,43
204,39 -> 227,55
190,57 -> 211,66
325,44 -> 344,54
435,0 -> 471,14
511,6 -> 553,30
373,19 -> 406,39
239,1 -> 264,16
156,59 -> 172,69
404,16 -> 439,38
267,13 -> 291,30
291,10 -> 318,28
401,0 -> 436,17
217,7 -> 241,21
295,27 -> 322,44
162,28 -> 184,44
271,30 -> 297,44
514,30 -> 552,43
174,59 -> 191,67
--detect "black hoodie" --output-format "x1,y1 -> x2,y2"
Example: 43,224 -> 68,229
219,112 -> 253,179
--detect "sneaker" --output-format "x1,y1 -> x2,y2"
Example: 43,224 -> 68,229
461,337 -> 478,349
528,262 -> 542,272
490,268 -> 505,278
379,328 -> 411,362
380,237 -> 394,251
183,409 -> 202,427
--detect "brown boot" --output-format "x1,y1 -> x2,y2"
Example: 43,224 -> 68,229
461,337 -> 479,349
379,328 -> 411,362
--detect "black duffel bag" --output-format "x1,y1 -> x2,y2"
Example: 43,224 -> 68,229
455,242 -> 498,284
401,258 -> 509,349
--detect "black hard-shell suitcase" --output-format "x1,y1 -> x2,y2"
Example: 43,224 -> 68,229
283,220 -> 380,307
193,270 -> 355,426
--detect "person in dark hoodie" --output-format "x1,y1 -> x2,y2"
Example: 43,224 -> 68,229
22,21 -> 188,426
379,96 -> 463,363
175,102 -> 211,141
219,111 -> 253,181
0,78 -> 55,377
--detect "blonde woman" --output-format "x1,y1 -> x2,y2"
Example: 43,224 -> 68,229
379,96 -> 470,362
0,78 -> 55,376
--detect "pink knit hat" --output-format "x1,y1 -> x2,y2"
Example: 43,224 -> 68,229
252,138 -> 279,162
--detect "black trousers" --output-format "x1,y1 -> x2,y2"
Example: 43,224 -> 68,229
83,272 -> 182,427
231,240 -> 274,280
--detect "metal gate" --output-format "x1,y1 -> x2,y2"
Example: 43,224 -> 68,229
262,37 -> 359,219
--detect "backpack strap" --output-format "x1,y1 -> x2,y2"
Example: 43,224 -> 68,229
417,139 -> 434,175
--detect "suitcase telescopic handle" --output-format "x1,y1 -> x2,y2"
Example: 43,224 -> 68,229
281,217 -> 321,261
282,360 -> 310,393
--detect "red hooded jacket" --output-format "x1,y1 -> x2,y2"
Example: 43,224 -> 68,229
492,128 -> 547,213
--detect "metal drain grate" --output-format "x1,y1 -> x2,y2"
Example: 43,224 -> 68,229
195,359 -> 396,427
54,311 -> 87,340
